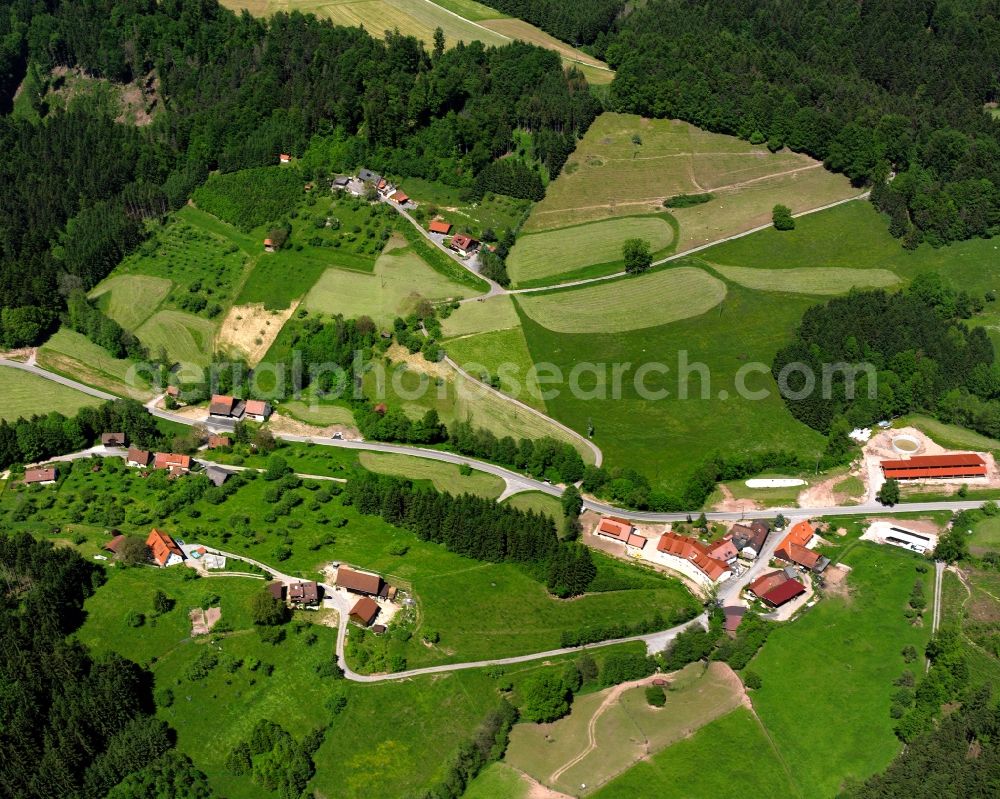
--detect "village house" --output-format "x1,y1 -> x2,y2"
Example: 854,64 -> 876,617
104,534 -> 127,557
729,520 -> 770,559
23,467 -> 57,485
654,531 -> 733,588
428,219 -> 452,235
349,596 -> 380,627
336,566 -> 384,597
774,520 -> 829,573
209,394 -> 245,419
101,432 -> 126,447
390,190 -> 409,205
166,385 -> 180,399
749,571 -> 806,608
266,582 -> 287,602
147,528 -> 184,567
127,448 -> 152,468
449,233 -> 480,258
244,399 -> 272,422
595,517 -> 647,550
263,237 -> 275,253
706,536 -> 739,565
204,464 -> 232,488
332,176 -> 350,190
279,153 -> 291,164
358,168 -> 381,186
207,435 -> 229,449
153,452 -> 191,476
288,581 -> 321,607
880,453 -> 987,480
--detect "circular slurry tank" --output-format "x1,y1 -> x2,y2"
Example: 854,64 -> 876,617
891,434 -> 921,454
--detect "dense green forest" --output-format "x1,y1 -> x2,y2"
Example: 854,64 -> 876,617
487,0 -> 626,46
602,0 -> 1000,246
0,0 -> 597,342
0,532 -> 208,797
773,275 -> 996,434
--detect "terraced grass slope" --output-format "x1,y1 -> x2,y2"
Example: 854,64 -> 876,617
710,263 -> 901,294
37,328 -> 152,399
523,112 -> 856,250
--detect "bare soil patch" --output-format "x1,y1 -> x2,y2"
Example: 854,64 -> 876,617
385,342 -> 451,380
217,301 -> 298,366
266,411 -> 358,440
190,606 -> 221,636
822,564 -> 853,603
712,484 -> 759,512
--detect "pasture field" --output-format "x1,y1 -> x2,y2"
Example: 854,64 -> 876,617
517,281 -> 826,489
444,326 -> 544,410
591,708 -> 799,798
506,662 -> 744,795
403,179 -> 531,241
523,113 -> 855,240
218,0 -> 611,81
970,516 -> 1000,552
135,309 -> 218,367
516,266 -> 727,334
89,274 -> 172,330
441,294 -> 520,337
362,354 -> 596,461
463,763 -> 531,799
0,367 -> 101,422
507,214 -> 676,286
357,451 -> 505,498
710,263 -> 901,295
749,543 -> 933,798
279,397 -> 357,427
898,414 -> 1000,452
704,199 -> 1000,290
303,236 -> 476,324
502,490 -> 562,520
36,328 -> 152,399
6,463 -> 694,670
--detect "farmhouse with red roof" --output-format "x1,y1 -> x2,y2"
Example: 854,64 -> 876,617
654,531 -> 733,587
146,528 -> 184,567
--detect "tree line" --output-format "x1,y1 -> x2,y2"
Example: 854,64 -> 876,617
0,0 -> 599,342
602,0 -> 1000,247
344,471 -> 597,596
486,0 -> 626,47
773,275 -> 995,435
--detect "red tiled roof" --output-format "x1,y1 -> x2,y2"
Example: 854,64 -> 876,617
244,399 -> 269,416
146,528 -> 182,566
776,542 -> 820,569
451,233 -> 477,250
153,453 -> 191,470
882,454 -> 987,469
657,532 -> 730,581
207,435 -> 229,449
785,521 -> 815,547
597,517 -> 632,541
263,238 -> 274,246
289,581 -> 319,604
707,536 -> 738,561
626,532 -> 648,549
24,468 -> 56,483
104,534 -> 127,554
429,220 -> 452,234
127,448 -> 151,465
337,567 -> 383,595
750,571 -> 788,598
391,191 -> 409,203
279,153 -> 291,161
209,394 -> 235,415
349,596 -> 380,626
761,579 -> 806,607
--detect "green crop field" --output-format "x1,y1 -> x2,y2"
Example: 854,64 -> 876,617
524,113 -> 856,242
517,281 -> 825,489
0,367 -> 101,422
710,263 -> 901,294
37,328 -> 152,399
506,662 -> 743,795
89,274 -> 172,330
218,1 -> 611,82
357,451 -> 505,498
135,309 -> 218,367
502,490 -> 562,520
444,326 -> 544,410
507,215 -> 676,286
591,708 -> 798,798
441,295 -> 520,337
303,237 -> 476,324
516,266 -> 727,334
749,543 -> 933,797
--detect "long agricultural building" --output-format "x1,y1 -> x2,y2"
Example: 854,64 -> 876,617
880,453 -> 987,480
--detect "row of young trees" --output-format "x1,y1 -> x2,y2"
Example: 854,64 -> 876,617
344,471 -> 597,596
602,0 -> 1000,247
0,0 -> 600,341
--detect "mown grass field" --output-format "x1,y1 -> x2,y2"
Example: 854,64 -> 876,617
749,543 -> 933,798
464,763 -> 530,799
516,266 -> 727,334
441,294 -> 520,337
37,328 -> 153,399
591,708 -> 799,798
507,214 -> 676,286
357,451 -> 505,498
899,414 -> 1000,452
523,113 -> 855,241
135,309 -> 219,367
517,280 -> 825,490
219,0 -> 612,82
279,396 -> 357,427
444,326 -> 544,410
89,274 -> 172,330
0,367 -> 101,422
710,263 -> 901,294
502,490 -> 562,520
303,236 -> 476,324
506,662 -> 743,795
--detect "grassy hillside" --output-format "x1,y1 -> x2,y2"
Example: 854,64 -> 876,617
0,367 -> 101,422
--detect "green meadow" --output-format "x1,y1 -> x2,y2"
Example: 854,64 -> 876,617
357,451 -> 506,498
0,367 -> 101,422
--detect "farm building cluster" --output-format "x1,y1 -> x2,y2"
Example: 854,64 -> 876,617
208,394 -> 272,423
334,565 -> 399,633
